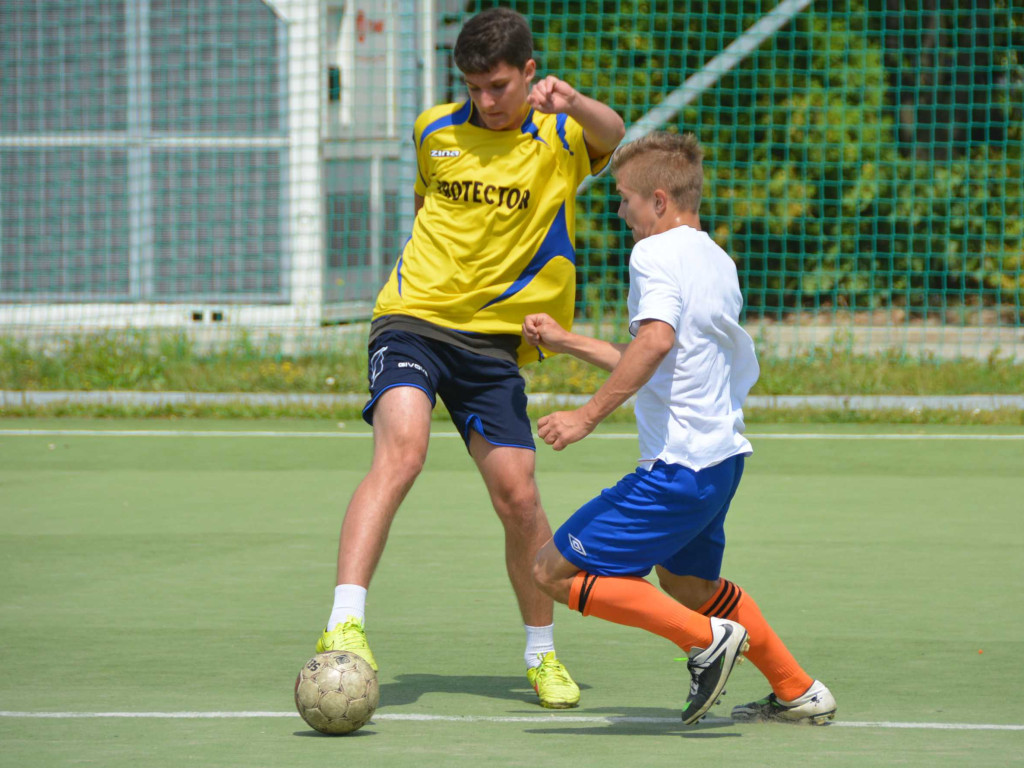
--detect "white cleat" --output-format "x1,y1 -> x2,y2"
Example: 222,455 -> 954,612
731,679 -> 837,725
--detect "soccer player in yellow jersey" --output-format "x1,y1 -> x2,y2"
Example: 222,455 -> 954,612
315,8 -> 625,709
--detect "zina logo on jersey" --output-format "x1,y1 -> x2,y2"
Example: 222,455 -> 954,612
430,149 -> 461,158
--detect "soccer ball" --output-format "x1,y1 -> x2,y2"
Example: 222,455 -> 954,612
294,651 -> 379,735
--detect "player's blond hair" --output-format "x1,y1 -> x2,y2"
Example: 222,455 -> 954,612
610,132 -> 705,213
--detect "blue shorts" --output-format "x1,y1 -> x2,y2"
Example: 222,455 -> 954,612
553,455 -> 745,580
362,330 -> 535,451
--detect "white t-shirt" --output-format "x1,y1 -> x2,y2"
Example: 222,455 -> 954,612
626,225 -> 759,471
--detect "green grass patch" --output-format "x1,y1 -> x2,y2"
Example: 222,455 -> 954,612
0,331 -> 368,394
3,331 -> 1023,396
1,402 -> 1023,427
3,331 -> 1022,423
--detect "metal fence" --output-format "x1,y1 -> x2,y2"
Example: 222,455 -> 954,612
2,0 -> 1022,360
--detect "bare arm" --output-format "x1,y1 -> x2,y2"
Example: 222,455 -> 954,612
536,319 -> 676,451
569,92 -> 627,159
414,193 -> 424,215
522,313 -> 626,372
527,76 -> 625,159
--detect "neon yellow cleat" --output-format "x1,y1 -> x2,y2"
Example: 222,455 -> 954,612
315,616 -> 378,672
527,652 -> 580,709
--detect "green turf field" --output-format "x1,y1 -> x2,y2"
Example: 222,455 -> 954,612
1,419 -> 1022,767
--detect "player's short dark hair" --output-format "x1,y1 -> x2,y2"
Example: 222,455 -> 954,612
611,132 -> 705,213
454,8 -> 533,74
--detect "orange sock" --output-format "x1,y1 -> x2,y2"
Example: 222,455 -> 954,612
698,579 -> 813,701
569,572 -> 713,651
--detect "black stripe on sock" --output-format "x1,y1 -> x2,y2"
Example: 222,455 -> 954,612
718,583 -> 743,618
577,573 -> 598,615
703,580 -> 738,618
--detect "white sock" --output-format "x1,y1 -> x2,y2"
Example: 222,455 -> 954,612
524,623 -> 555,668
326,584 -> 367,630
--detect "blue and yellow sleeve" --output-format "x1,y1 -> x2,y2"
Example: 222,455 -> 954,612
412,112 -> 433,198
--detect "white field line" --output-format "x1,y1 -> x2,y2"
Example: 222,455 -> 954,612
1,429 -> 1024,441
0,710 -> 1021,731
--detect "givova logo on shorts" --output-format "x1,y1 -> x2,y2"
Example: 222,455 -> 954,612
397,361 -> 428,377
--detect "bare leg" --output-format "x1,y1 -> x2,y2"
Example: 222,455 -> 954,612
469,434 -> 554,627
335,386 -> 433,586
532,538 -> 581,604
655,566 -> 719,610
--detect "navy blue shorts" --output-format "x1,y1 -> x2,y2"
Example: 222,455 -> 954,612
553,455 -> 745,580
362,330 -> 535,451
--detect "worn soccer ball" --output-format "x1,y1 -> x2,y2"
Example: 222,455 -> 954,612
294,651 -> 379,735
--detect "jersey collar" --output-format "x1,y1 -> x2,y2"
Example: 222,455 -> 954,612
464,101 -> 544,142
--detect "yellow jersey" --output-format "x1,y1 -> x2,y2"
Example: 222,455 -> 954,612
372,100 -> 611,366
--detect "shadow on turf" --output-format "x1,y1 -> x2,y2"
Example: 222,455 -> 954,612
292,728 -> 378,739
523,715 -> 742,739
376,674 -> 739,735
378,673 -> 578,707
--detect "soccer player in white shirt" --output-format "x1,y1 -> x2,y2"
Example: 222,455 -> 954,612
523,131 -> 836,725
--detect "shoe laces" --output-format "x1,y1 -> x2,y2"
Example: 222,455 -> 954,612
674,655 -> 706,673
535,654 -> 573,686
674,656 -> 704,696
338,617 -> 367,643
